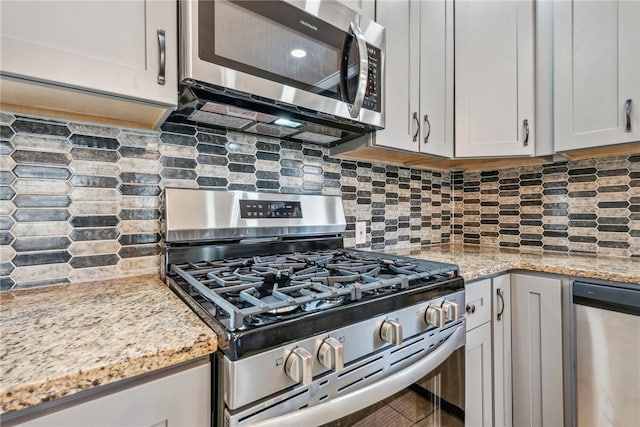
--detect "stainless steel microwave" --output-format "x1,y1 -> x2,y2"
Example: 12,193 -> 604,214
174,0 -> 385,145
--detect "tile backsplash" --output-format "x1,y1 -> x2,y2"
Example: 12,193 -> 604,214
0,112 -> 452,289
1,111 -> 638,290
452,155 -> 640,258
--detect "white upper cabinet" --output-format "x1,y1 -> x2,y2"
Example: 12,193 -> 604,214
376,0 -> 454,156
455,0 -> 535,158
420,0 -> 454,158
0,0 -> 177,108
375,0 -> 420,152
337,0 -> 376,20
554,0 -> 640,152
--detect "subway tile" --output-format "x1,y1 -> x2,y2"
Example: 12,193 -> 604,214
70,215 -> 119,228
71,147 -> 120,162
13,236 -> 71,252
70,254 -> 119,268
13,119 -> 70,137
70,134 -> 119,150
13,250 -> 71,266
13,208 -> 70,222
70,227 -> 119,241
11,134 -> 71,153
69,122 -> 120,138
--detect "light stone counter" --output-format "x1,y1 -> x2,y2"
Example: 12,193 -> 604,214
0,275 -> 217,415
384,244 -> 640,284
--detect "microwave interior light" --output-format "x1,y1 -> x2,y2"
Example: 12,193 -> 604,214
274,118 -> 303,128
290,49 -> 307,58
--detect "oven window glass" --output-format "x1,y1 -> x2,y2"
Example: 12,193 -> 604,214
320,347 -> 465,427
200,0 -> 359,102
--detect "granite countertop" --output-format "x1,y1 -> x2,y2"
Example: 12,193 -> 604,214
384,244 -> 640,284
0,275 -> 218,416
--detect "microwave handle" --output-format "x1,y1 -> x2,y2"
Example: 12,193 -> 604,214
347,21 -> 369,119
248,324 -> 465,427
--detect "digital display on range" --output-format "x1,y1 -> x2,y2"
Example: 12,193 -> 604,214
239,200 -> 303,219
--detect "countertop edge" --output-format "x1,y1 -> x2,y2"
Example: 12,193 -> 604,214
0,335 -> 217,415
461,261 -> 639,284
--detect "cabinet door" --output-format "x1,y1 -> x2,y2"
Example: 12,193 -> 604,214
455,0 -> 534,157
12,361 -> 211,427
337,0 -> 376,20
374,0 -> 420,152
419,0 -> 454,158
465,322 -> 493,427
511,274 -> 564,427
492,275 -> 512,427
0,0 -> 177,107
554,0 -> 640,151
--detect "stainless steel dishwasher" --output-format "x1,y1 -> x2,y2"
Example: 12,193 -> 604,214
566,280 -> 640,427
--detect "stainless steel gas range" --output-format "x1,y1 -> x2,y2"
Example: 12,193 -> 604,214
162,188 -> 465,427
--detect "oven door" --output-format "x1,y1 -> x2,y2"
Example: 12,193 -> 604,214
182,0 -> 384,127
248,325 -> 465,427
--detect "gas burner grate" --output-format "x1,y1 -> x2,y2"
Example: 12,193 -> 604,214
169,249 -> 459,330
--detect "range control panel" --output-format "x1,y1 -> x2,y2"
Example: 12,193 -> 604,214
239,200 -> 303,219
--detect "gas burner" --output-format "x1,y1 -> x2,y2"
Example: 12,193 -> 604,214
302,297 -> 346,312
244,315 -> 269,327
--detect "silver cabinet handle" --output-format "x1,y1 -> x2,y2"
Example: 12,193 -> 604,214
347,21 -> 368,119
523,119 -> 529,146
423,114 -> 431,143
496,288 -> 505,321
157,30 -> 166,85
412,112 -> 420,142
625,99 -> 632,132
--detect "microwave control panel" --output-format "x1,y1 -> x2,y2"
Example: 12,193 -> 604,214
363,45 -> 382,113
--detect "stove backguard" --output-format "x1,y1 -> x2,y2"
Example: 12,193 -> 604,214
164,188 -> 347,244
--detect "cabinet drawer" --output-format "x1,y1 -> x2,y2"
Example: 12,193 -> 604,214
465,278 -> 492,330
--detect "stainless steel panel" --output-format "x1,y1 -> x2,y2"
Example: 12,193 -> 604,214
575,304 -> 640,426
180,0 -> 385,128
226,321 -> 465,426
223,290 -> 464,409
164,188 -> 346,242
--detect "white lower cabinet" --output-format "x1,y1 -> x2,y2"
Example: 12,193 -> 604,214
9,360 -> 211,427
464,278 -> 493,427
492,275 -> 512,427
465,275 -> 511,427
466,321 -> 493,427
511,273 -> 564,427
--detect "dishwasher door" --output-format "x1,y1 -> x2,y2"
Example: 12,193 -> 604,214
572,281 -> 640,427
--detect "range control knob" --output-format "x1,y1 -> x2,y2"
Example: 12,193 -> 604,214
441,301 -> 460,322
285,347 -> 313,385
318,337 -> 344,372
380,319 -> 403,345
425,305 -> 445,328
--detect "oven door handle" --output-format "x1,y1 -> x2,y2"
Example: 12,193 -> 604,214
248,324 -> 465,427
